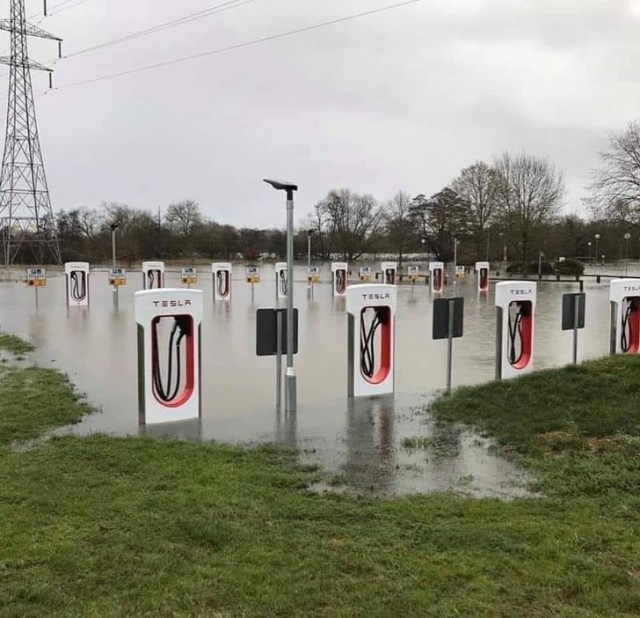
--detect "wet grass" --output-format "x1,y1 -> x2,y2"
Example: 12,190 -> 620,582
0,332 -> 34,355
2,340 -> 640,615
0,332 -> 89,446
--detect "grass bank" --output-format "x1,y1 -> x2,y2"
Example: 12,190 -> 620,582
1,336 -> 640,616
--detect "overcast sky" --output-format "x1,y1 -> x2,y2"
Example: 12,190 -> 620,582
9,0 -> 640,228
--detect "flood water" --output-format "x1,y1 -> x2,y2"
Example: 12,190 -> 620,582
0,263 -> 623,498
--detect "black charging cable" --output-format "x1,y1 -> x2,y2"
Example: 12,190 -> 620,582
507,303 -> 527,365
216,270 -> 229,296
279,270 -> 288,295
621,299 -> 636,352
360,308 -> 386,379
335,269 -> 346,294
151,316 -> 190,403
69,270 -> 86,301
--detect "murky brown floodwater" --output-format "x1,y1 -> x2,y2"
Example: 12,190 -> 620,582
0,263 -> 623,497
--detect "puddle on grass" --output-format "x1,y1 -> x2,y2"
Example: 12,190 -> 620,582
0,263 -> 620,498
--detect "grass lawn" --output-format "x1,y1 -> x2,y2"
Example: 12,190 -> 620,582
1,334 -> 640,616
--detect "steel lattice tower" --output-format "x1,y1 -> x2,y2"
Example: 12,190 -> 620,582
0,0 -> 61,264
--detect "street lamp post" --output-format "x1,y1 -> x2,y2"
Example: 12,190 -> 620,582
452,236 -> 459,285
306,229 -> 315,299
485,229 -> 490,262
264,178 -> 298,413
594,234 -> 600,266
110,223 -> 119,309
625,232 -> 631,275
499,231 -> 507,264
587,241 -> 591,265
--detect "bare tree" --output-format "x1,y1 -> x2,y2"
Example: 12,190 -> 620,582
450,161 -> 498,259
318,189 -> 382,261
164,200 -> 204,257
165,200 -> 203,239
494,152 -> 564,274
409,188 -> 470,261
588,121 -> 640,224
383,190 -> 415,267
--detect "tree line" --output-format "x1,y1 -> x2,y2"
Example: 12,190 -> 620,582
52,124 -> 640,270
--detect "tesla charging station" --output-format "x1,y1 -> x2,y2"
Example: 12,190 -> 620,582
359,266 -> 372,282
275,262 -> 288,299
609,279 -> 640,355
142,261 -> 165,289
65,262 -> 90,306
429,262 -> 444,293
476,261 -> 490,293
331,262 -> 348,297
381,262 -> 397,285
212,262 -> 232,301
347,284 -> 396,397
135,289 -> 203,425
495,281 -> 537,380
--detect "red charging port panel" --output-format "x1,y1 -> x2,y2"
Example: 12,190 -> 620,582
509,301 -> 532,370
361,307 -> 392,384
622,297 -> 640,354
479,268 -> 489,292
433,269 -> 443,292
151,315 -> 195,408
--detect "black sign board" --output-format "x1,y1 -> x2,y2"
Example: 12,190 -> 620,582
561,293 -> 586,331
433,297 -> 464,340
256,308 -> 299,356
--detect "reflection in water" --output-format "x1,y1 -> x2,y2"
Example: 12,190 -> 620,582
0,264 -> 622,496
344,396 -> 394,493
141,418 -> 203,441
274,411 -> 297,449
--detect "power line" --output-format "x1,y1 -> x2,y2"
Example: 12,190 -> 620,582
65,0 -> 256,60
48,0 -> 93,17
54,0 -> 424,90
28,0 -> 84,20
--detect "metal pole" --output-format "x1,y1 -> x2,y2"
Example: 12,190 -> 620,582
251,282 -> 255,303
572,294 -> 579,365
111,228 -> 118,309
595,237 -> 599,266
307,232 -> 311,299
538,251 -> 542,280
276,309 -> 282,410
453,237 -> 457,286
626,238 -> 629,275
485,230 -> 490,262
610,302 -> 617,356
446,299 -> 454,393
285,192 -> 297,413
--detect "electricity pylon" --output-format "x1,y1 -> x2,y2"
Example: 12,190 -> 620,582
0,0 -> 62,264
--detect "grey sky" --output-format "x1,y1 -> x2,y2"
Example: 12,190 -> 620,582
10,0 -> 640,228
